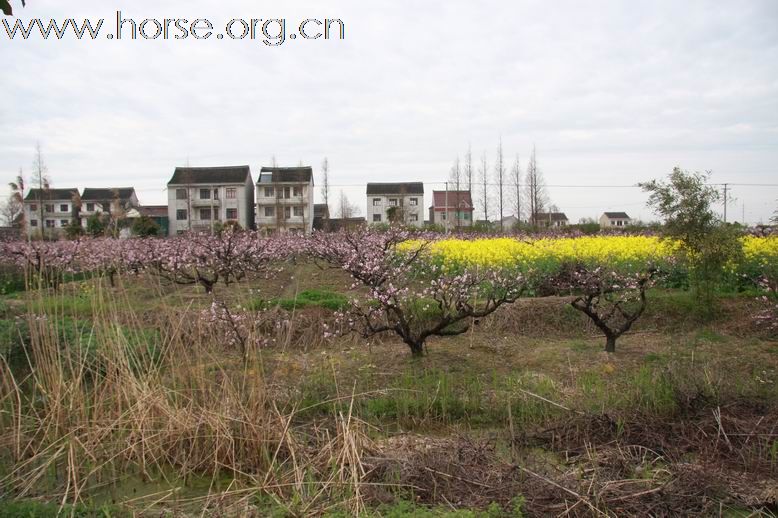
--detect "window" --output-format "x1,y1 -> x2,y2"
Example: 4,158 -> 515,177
373,214 -> 381,222
86,203 -> 95,211
30,220 -> 38,227
226,208 -> 238,220
45,204 -> 54,213
617,220 -> 623,227
389,198 -> 398,207
176,188 -> 187,200
102,202 -> 110,212
60,220 -> 69,226
60,204 -> 68,212
200,189 -> 211,200
293,206 -> 303,217
213,189 -> 219,199
199,208 -> 211,220
611,221 -> 616,226
463,212 -> 471,220
226,188 -> 237,199
373,198 -> 381,206
410,214 -> 418,222
176,209 -> 187,221
264,206 -> 274,217
30,204 -> 37,211
283,187 -> 291,199
264,187 -> 274,197
45,220 -> 55,228
409,198 -> 418,206
441,213 -> 447,220
293,186 -> 302,197
284,207 -> 291,219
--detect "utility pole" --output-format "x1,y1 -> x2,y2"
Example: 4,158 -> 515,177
723,183 -> 728,223
445,181 -> 449,234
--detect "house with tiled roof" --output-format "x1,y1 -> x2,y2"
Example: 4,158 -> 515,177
428,190 -> 474,230
533,212 -> 569,228
167,166 -> 255,235
23,188 -> 80,238
599,212 -> 632,228
366,182 -> 424,227
79,187 -> 139,229
256,166 -> 315,235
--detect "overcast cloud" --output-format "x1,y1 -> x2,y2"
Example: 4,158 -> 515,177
2,0 -> 777,223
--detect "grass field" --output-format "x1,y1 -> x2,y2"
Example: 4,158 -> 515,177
1,261 -> 777,517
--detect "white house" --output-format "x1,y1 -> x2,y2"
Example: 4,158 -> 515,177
256,166 -> 315,235
23,188 -> 79,238
366,182 -> 424,227
166,166 -> 255,236
599,212 -> 631,228
79,187 -> 139,229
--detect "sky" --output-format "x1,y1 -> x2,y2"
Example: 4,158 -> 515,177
2,0 -> 778,224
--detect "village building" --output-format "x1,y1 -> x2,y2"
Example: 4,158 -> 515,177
256,166 -> 315,235
366,182 -> 424,227
166,166 -> 255,236
599,212 -> 632,228
428,190 -> 474,230
23,188 -> 80,238
79,187 -> 139,229
533,212 -> 569,227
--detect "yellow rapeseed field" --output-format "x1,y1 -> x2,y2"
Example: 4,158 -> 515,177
402,235 -> 777,274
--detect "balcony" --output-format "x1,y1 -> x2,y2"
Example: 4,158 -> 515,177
191,197 -> 221,207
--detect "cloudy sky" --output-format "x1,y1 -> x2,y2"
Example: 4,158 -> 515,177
2,0 -> 777,223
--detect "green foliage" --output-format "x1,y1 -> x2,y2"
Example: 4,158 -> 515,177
130,215 -> 160,237
85,213 -> 109,237
249,289 -> 349,311
640,168 -> 744,317
64,221 -> 84,240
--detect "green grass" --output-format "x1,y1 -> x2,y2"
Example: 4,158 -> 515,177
248,288 -> 350,311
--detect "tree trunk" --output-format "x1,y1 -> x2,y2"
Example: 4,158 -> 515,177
407,340 -> 425,357
604,334 -> 616,353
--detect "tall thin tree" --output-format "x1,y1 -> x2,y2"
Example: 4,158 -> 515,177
478,151 -> 490,223
32,143 -> 51,239
524,146 -> 547,227
510,154 -> 522,231
8,168 -> 25,230
321,157 -> 330,224
448,156 -> 462,231
495,137 -> 505,231
464,144 -> 473,194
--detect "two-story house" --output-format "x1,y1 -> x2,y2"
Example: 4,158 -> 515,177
256,166 -> 315,235
599,212 -> 631,228
23,188 -> 79,238
166,166 -> 255,236
366,182 -> 424,227
79,188 -> 139,229
428,190 -> 474,230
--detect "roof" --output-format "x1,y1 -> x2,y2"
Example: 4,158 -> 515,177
366,182 -> 424,195
258,166 -> 313,183
81,187 -> 136,202
139,205 -> 169,218
603,212 -> 630,219
535,212 -> 569,221
168,166 -> 251,185
24,188 -> 79,201
431,190 -> 473,211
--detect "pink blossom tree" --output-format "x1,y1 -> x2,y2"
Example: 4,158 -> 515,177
308,228 -> 528,356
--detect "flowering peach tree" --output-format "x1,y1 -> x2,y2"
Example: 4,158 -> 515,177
308,228 -> 528,356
